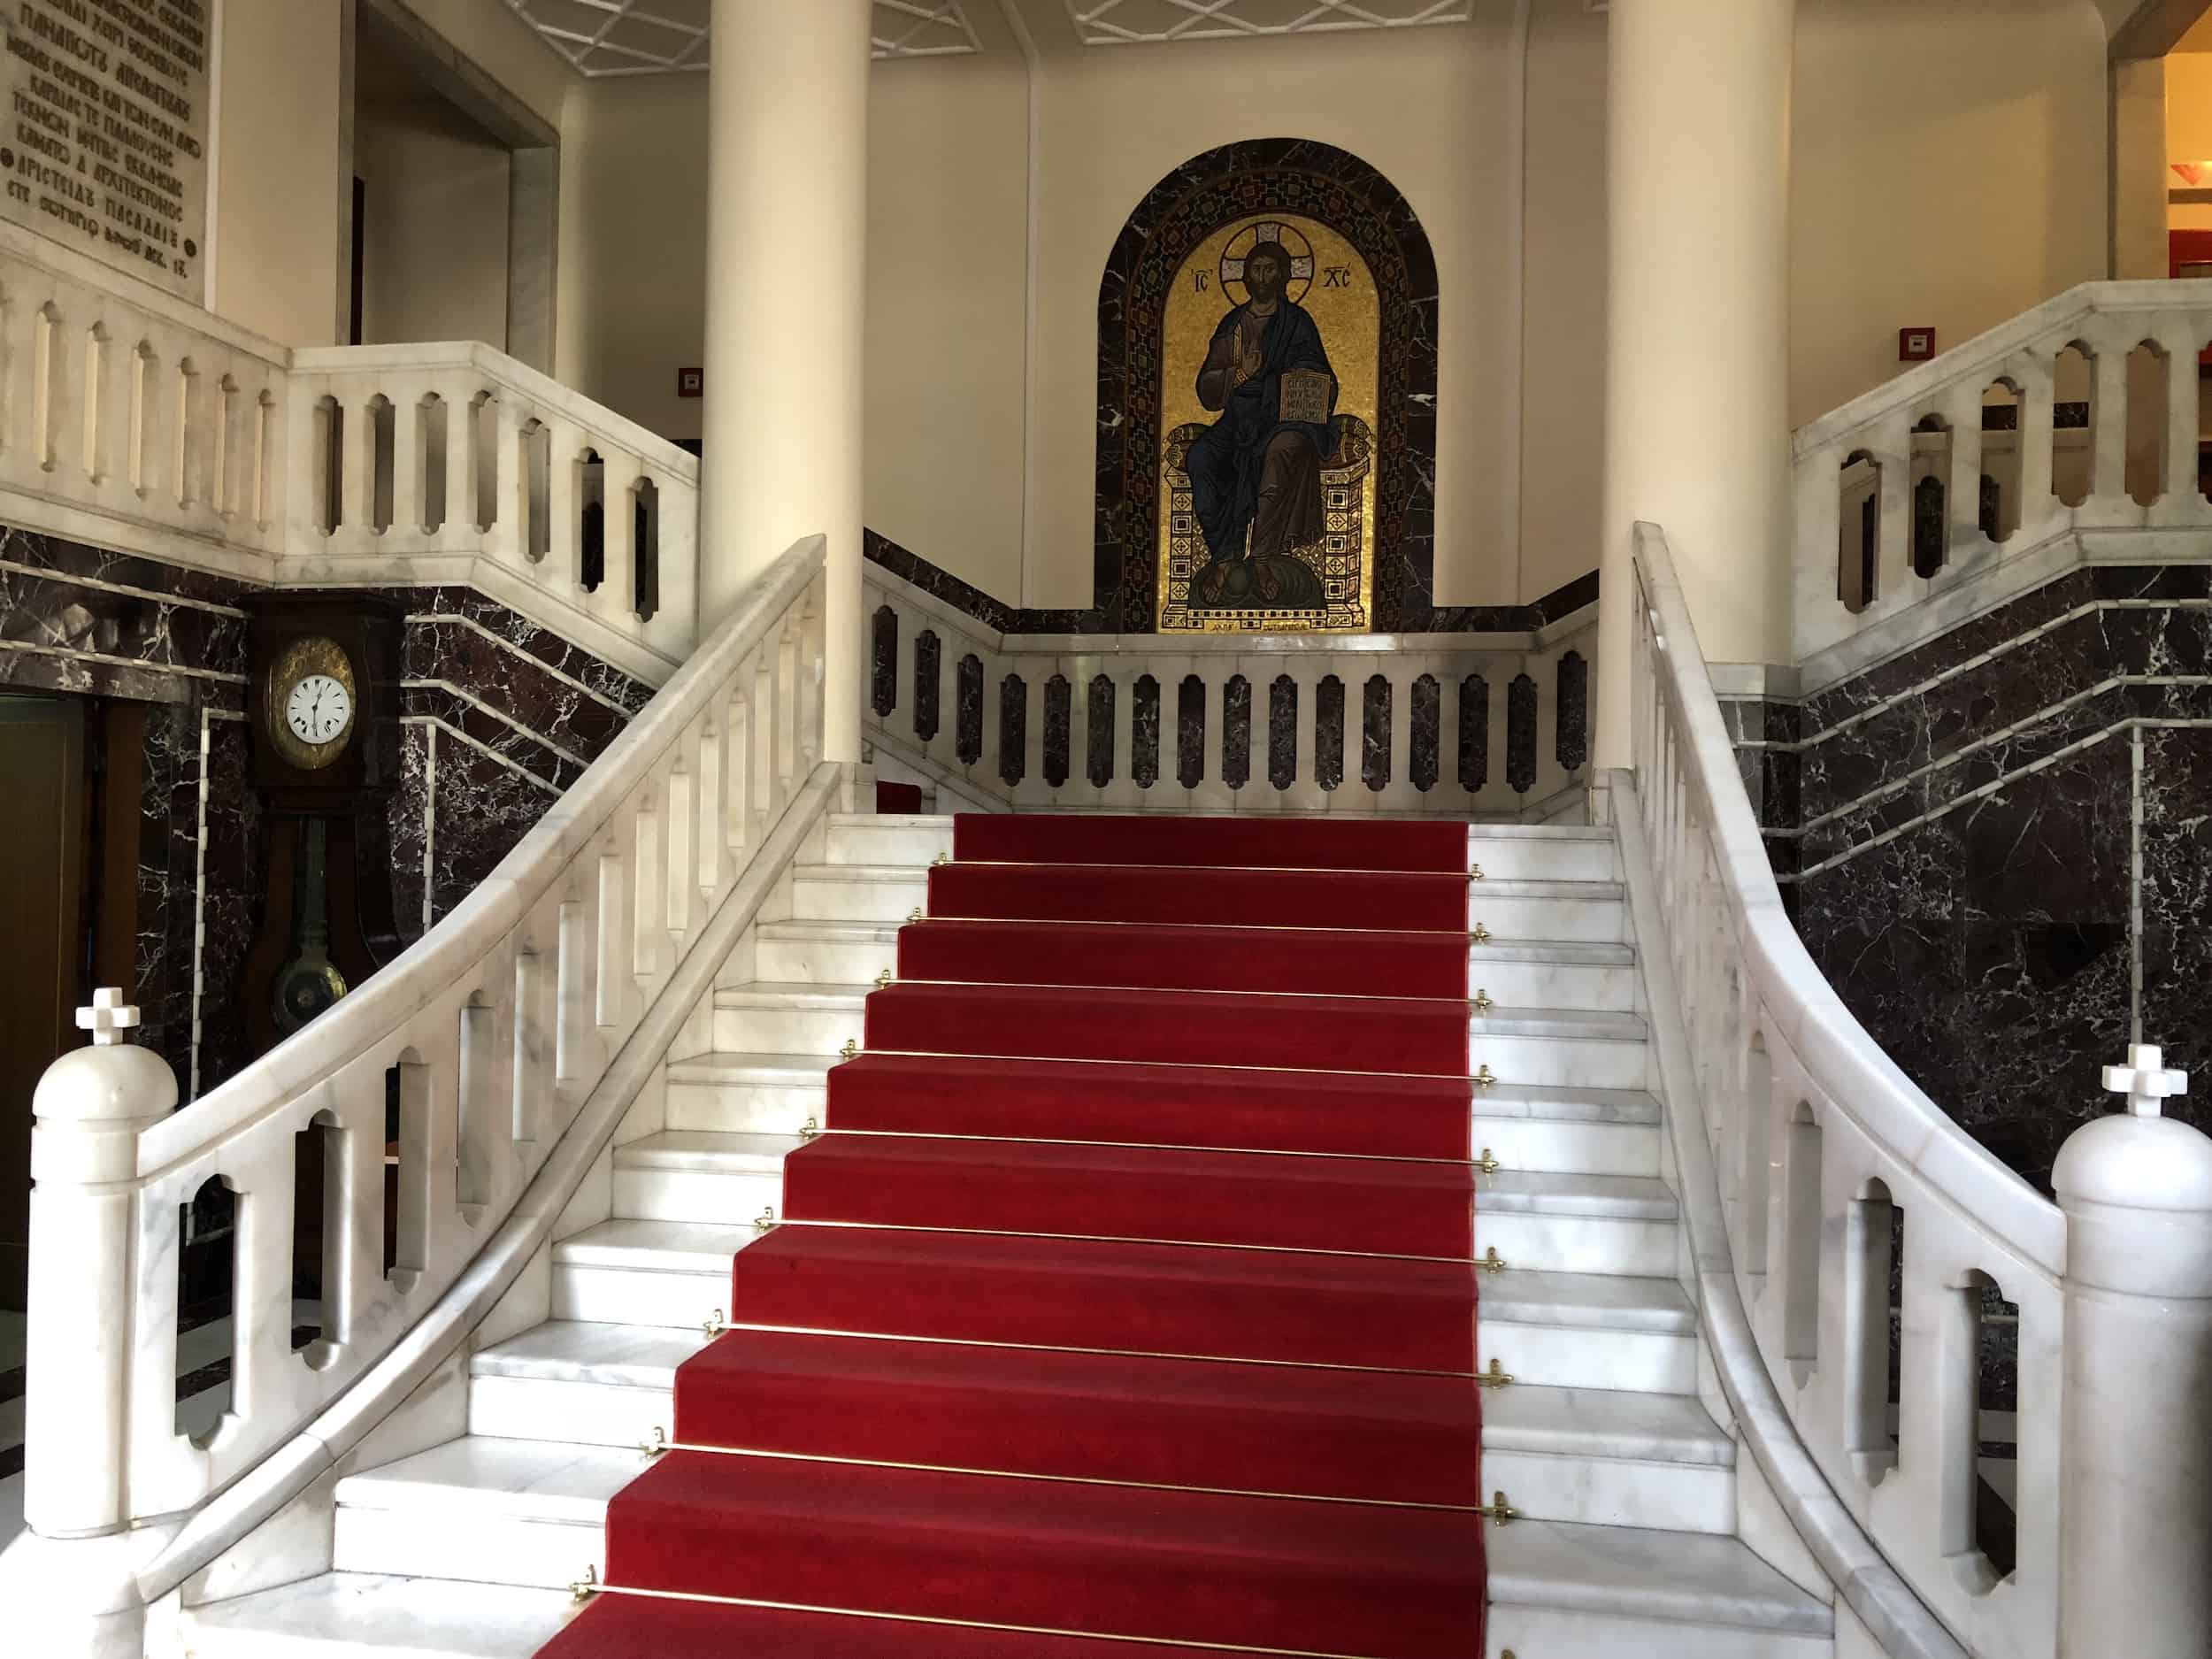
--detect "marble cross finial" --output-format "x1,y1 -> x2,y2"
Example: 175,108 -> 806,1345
76,987 -> 140,1048
2102,1044 -> 2189,1118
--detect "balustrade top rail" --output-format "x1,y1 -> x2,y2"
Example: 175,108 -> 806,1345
1793,280 -> 2212,667
0,221 -> 700,682
21,536 -> 826,1594
864,564 -> 1596,818
1638,521 -> 2062,1270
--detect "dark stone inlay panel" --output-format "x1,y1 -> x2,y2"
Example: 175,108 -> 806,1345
998,674 -> 1025,787
1043,674 -> 1071,789
912,630 -> 941,743
1223,673 -> 1251,790
870,604 -> 897,718
865,529 -> 1599,641
1177,674 -> 1205,790
1555,650 -> 1587,773
1087,674 -> 1115,788
1745,564 -> 2212,1195
1457,673 -> 1486,793
1913,474 -> 1946,579
1410,672 -> 1440,792
956,654 -> 984,765
1133,674 -> 1161,788
1269,674 -> 1296,791
1506,673 -> 1537,795
1315,675 -> 1345,793
1362,674 -> 1390,793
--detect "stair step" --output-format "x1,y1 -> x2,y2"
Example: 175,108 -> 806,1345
549,1598 -> 1274,1658
821,812 -> 954,867
726,1224 -> 1479,1371
926,860 -> 1624,941
181,1572 -> 575,1656
790,864 -> 931,922
469,1323 -> 701,1446
821,1051 -> 1479,1158
675,1326 -> 1478,1506
782,1133 -> 1476,1256
1479,1271 -> 1700,1394
1480,1385 -> 1735,1532
709,982 -> 872,1056
551,1217 -> 772,1328
950,811 -> 1473,872
611,1131 -> 801,1224
755,919 -> 901,984
332,1438 -> 642,1589
664,1050 -> 833,1134
597,1449 -> 1486,1659
1487,1518 -> 1833,1656
895,918 -> 1472,999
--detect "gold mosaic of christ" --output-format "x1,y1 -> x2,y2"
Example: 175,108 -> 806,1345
1156,215 -> 1379,634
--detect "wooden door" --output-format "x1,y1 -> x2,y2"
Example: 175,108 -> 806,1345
0,696 -> 86,1308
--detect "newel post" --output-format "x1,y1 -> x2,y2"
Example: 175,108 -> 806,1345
2052,1045 -> 2212,1658
0,989 -> 175,1655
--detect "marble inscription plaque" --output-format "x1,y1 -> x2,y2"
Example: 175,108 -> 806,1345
0,0 -> 211,302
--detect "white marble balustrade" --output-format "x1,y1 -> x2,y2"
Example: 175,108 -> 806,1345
0,220 -> 700,687
1631,520 -> 2212,1659
7,537 -> 827,1655
1795,280 -> 2212,666
864,567 -> 1595,819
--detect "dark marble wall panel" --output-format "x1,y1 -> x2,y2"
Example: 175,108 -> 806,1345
1132,674 -> 1161,789
1740,564 -> 2212,1194
0,527 -> 650,1103
1222,674 -> 1252,789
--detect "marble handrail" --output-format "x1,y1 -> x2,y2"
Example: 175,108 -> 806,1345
1632,521 -> 2066,1657
1793,280 -> 2212,664
863,565 -> 1595,818
0,228 -> 701,686
12,538 -> 826,1639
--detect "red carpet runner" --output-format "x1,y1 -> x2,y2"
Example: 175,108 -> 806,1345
543,813 -> 1486,1659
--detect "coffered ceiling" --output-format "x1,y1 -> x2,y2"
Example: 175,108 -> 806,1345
500,1 -> 983,75
1060,0 -> 1471,47
503,0 -> 1479,75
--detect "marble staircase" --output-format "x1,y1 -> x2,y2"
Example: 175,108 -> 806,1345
177,813 -> 1834,1659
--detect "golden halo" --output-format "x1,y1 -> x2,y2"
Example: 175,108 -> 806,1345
1220,220 -> 1315,306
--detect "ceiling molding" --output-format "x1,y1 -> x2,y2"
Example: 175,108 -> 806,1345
501,1 -> 983,76
1059,0 -> 1472,48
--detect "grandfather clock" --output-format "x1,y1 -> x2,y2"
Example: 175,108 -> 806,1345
237,595 -> 405,1057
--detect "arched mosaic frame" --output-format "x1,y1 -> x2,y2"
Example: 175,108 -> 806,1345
1096,137 -> 1439,634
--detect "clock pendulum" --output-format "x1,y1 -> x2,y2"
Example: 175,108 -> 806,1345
272,818 -> 349,1035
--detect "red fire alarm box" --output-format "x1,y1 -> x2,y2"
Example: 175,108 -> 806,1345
1899,327 -> 1936,363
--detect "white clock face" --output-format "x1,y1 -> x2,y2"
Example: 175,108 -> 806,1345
285,673 -> 353,745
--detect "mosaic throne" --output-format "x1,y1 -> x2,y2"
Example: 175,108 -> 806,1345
1159,413 -> 1372,633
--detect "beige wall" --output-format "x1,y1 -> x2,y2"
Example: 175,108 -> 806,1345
214,0 -> 345,347
357,97 -> 512,348
1025,24 -> 1524,610
1790,0 -> 2110,427
560,57 -> 1032,602
1521,0 -> 1611,606
863,57 -> 1028,603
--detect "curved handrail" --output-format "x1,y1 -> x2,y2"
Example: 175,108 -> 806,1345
1632,520 -> 2067,1657
1632,522 -> 2063,1271
18,534 -> 830,1567
140,536 -> 820,1170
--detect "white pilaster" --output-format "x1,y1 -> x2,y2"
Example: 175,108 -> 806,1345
699,0 -> 871,763
1596,0 -> 1793,768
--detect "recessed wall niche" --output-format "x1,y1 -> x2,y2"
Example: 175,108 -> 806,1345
1096,138 -> 1443,635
